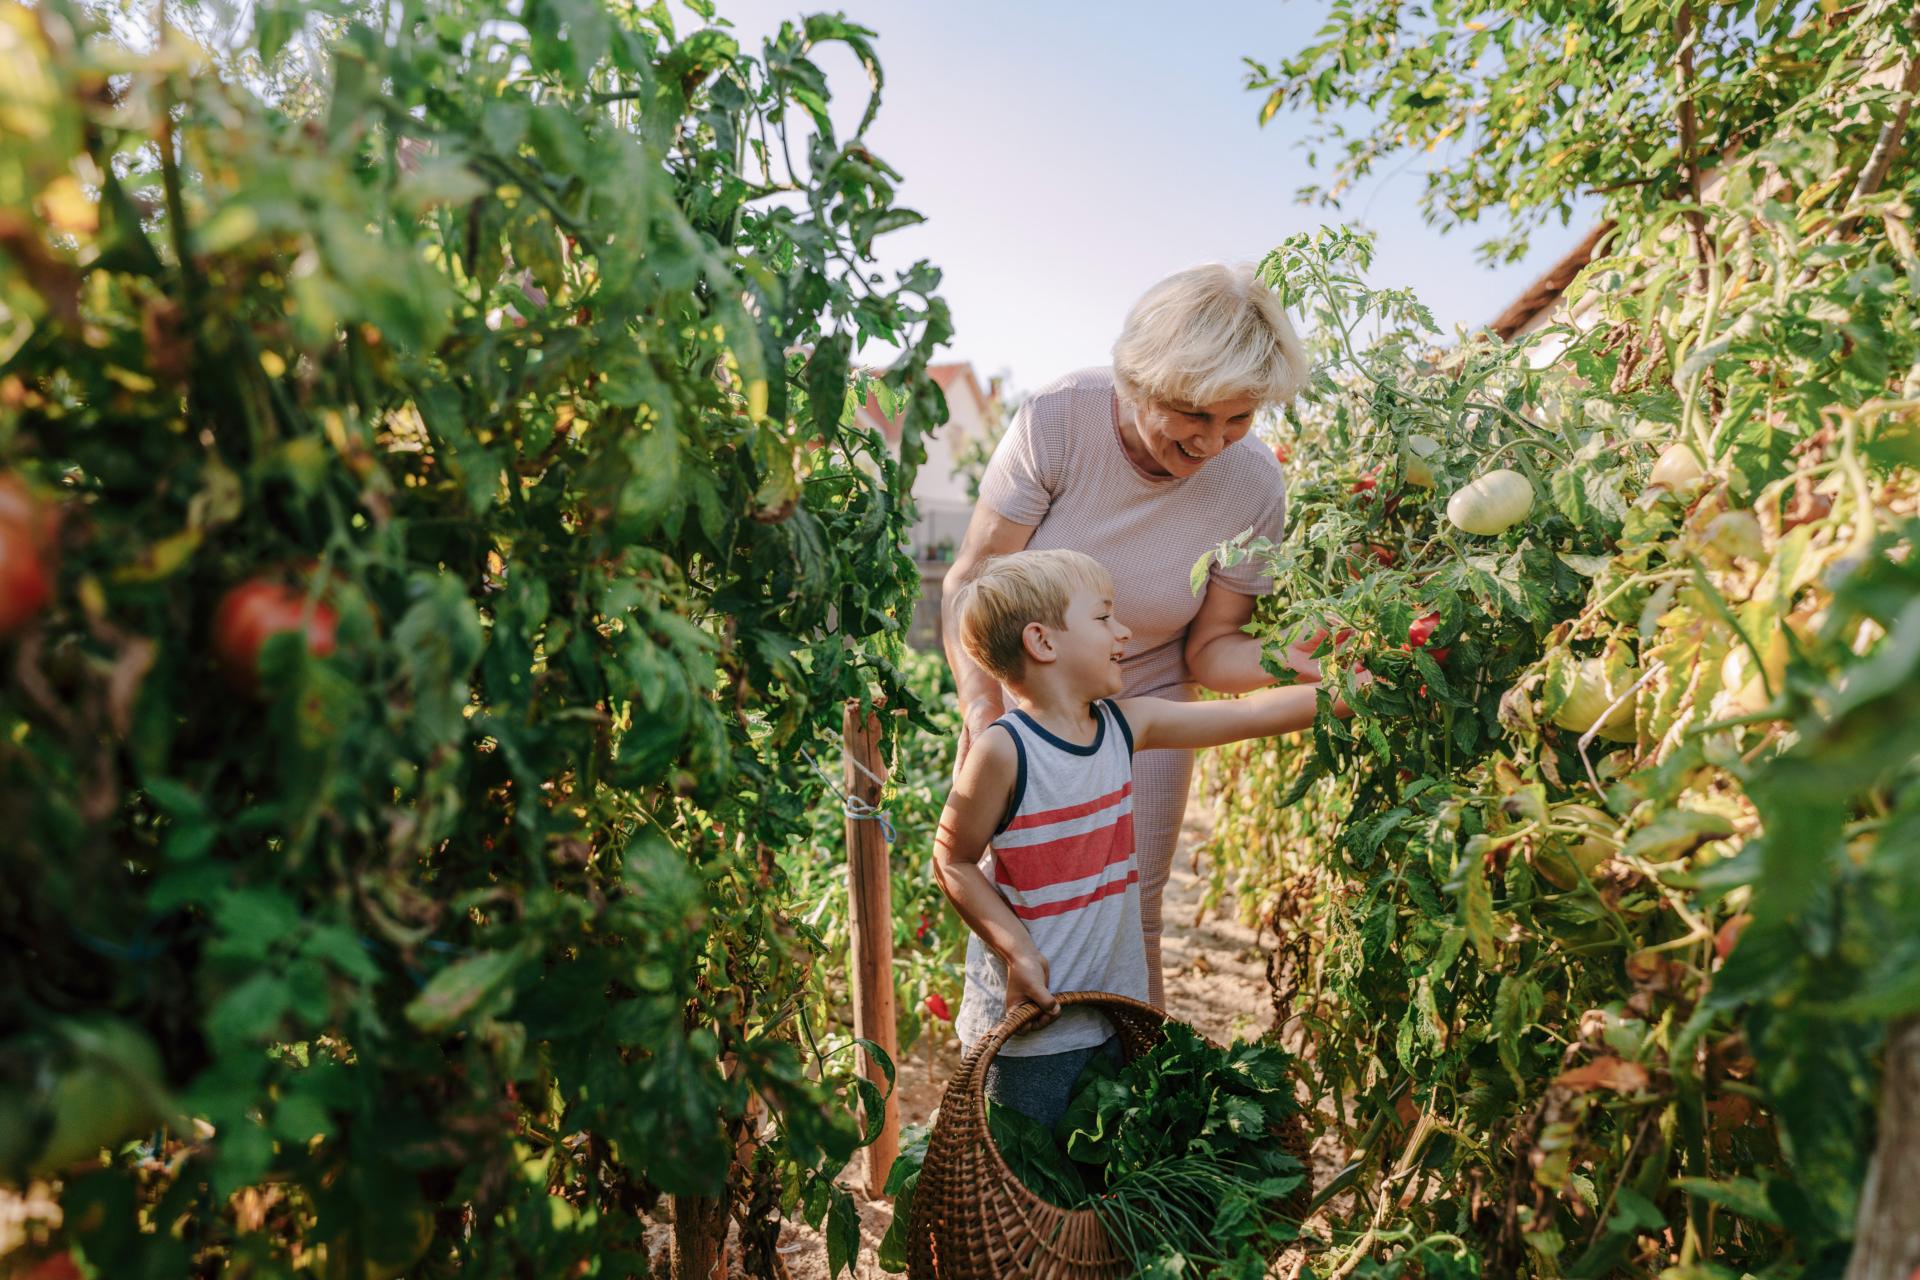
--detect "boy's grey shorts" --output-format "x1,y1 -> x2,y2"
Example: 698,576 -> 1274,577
984,1034 -> 1122,1130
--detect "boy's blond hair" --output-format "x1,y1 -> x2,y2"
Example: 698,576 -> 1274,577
950,549 -> 1112,684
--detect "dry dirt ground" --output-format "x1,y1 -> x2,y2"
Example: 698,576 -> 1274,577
751,783 -> 1344,1280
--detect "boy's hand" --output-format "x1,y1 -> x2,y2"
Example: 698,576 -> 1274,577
1004,949 -> 1060,1032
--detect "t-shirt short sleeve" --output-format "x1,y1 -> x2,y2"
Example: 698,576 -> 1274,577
977,394 -> 1062,526
1207,471 -> 1288,598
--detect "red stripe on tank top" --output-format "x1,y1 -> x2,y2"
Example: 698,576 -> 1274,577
1004,781 -> 1133,832
1009,869 -> 1140,921
993,814 -> 1136,892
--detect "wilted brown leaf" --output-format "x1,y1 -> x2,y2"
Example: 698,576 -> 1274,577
1554,1056 -> 1650,1093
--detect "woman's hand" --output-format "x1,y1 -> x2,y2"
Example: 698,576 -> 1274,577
1003,948 -> 1060,1032
951,695 -> 1006,785
1282,628 -> 1330,681
942,506 -> 1034,783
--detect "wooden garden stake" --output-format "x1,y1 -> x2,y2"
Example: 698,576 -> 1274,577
843,699 -> 900,1198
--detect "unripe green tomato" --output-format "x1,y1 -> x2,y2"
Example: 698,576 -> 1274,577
1649,443 -> 1705,491
1403,435 -> 1440,488
1549,658 -> 1640,743
1446,468 -> 1533,535
1719,631 -> 1789,715
1535,803 -> 1615,889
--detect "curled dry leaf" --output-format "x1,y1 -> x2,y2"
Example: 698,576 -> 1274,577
1553,1056 -> 1650,1094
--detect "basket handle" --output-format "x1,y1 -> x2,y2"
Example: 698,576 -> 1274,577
973,989 -> 1165,1064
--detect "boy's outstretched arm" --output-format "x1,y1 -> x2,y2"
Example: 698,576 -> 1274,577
931,727 -> 1062,1029
1120,679 -> 1357,753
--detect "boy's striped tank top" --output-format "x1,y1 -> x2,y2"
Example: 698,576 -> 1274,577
956,699 -> 1150,1057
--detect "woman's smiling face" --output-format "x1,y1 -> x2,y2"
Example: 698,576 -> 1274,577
1122,392 -> 1261,478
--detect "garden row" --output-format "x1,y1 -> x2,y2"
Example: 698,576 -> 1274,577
1,1 -> 944,1275
1198,15 -> 1920,1270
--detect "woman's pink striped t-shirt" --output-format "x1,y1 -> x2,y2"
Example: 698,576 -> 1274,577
978,367 -> 1288,698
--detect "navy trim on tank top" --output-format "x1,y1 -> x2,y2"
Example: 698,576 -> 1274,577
1104,699 -> 1135,755
1010,702 -> 1107,757
984,719 -> 1028,835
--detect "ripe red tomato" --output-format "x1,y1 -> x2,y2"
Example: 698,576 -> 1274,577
0,518 -> 53,635
0,473 -> 59,547
1350,471 -> 1378,494
1272,442 -> 1291,464
16,1253 -> 82,1280
0,474 -> 57,637
1428,647 -> 1451,664
1406,612 -> 1441,649
213,578 -> 339,689
923,993 -> 951,1022
1715,913 -> 1752,961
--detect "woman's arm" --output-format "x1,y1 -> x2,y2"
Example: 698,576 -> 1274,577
1185,582 -> 1324,693
931,728 -> 1061,1028
941,504 -> 1038,772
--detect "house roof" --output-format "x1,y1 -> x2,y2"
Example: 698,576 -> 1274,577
1488,222 -> 1614,340
856,361 -> 996,442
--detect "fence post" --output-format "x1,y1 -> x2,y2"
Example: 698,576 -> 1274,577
843,698 -> 900,1200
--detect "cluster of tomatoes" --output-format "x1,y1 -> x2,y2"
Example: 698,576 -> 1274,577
0,470 -> 339,693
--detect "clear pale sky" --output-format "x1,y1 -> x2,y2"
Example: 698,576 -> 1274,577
690,1 -> 1601,393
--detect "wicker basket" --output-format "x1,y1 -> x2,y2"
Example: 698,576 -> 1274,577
904,991 -> 1312,1279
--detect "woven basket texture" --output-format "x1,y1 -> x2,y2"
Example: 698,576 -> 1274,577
904,991 -> 1312,1279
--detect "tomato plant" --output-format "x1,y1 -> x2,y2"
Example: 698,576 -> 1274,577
1197,188 -> 1919,1280
0,1 -> 954,1275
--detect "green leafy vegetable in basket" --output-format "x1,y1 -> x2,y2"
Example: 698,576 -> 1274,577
1062,1023 -> 1306,1274
880,1024 -> 1307,1275
989,1101 -> 1092,1206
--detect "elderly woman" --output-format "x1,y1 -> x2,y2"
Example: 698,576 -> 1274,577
941,262 -> 1313,1010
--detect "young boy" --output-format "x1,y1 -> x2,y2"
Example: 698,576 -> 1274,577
935,548 -> 1351,1126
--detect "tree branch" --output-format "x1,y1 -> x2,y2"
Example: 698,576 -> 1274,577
1675,5 -> 1715,291
1833,10 -> 1920,240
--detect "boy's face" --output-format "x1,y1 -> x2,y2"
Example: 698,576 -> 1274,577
1044,582 -> 1130,698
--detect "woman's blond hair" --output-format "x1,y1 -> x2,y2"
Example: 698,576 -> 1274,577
1111,262 -> 1308,410
950,549 -> 1113,684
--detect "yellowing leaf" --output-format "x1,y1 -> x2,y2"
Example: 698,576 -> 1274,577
114,528 -> 203,582
1463,852 -> 1497,963
1623,809 -> 1735,863
404,949 -> 523,1033
105,365 -> 156,392
38,174 -> 97,236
